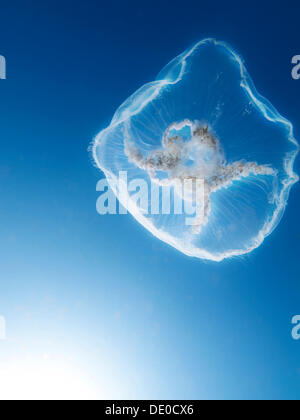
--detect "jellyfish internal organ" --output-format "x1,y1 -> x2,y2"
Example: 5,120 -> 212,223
125,120 -> 275,234
93,39 -> 299,261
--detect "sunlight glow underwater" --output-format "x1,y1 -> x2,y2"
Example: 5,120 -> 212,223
93,39 -> 299,262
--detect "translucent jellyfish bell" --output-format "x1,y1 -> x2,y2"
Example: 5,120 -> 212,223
93,39 -> 299,261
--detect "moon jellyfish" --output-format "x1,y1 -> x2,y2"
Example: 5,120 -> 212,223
93,39 -> 299,261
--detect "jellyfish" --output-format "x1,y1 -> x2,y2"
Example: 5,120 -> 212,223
92,39 -> 299,261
